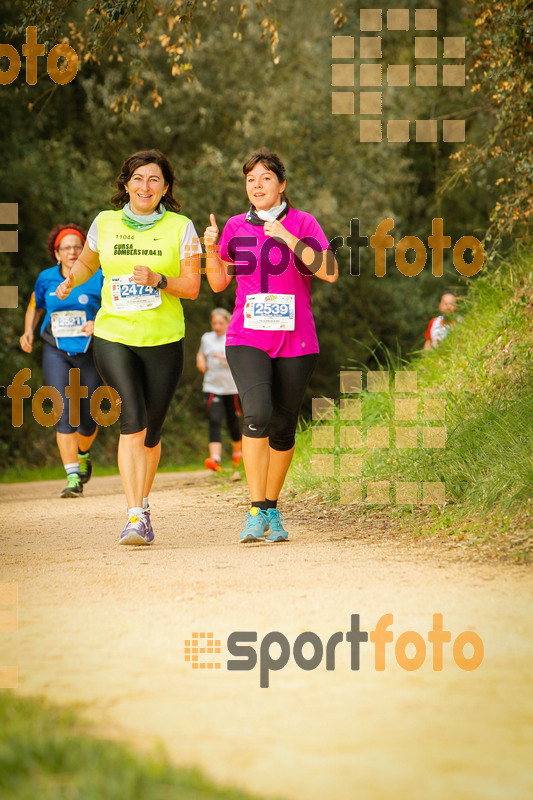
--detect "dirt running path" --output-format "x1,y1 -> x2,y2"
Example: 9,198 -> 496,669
1,472 -> 532,800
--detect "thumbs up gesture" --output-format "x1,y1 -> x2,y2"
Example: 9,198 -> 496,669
56,271 -> 74,300
203,213 -> 219,253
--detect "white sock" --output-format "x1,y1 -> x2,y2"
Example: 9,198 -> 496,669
128,506 -> 145,519
65,462 -> 79,475
142,497 -> 149,510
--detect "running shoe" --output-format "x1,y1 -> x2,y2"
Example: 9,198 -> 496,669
119,515 -> 149,546
265,508 -> 289,542
60,473 -> 83,498
78,452 -> 92,485
204,457 -> 221,472
240,507 -> 268,543
232,453 -> 242,468
144,507 -> 155,544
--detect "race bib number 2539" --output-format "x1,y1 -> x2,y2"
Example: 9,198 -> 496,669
243,293 -> 295,331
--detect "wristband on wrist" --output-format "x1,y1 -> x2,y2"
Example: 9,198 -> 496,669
156,274 -> 167,290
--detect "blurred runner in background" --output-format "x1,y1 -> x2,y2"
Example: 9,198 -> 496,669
20,223 -> 103,498
424,291 -> 462,350
197,308 -> 242,472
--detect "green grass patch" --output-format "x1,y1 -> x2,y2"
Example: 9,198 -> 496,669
0,691 -> 278,800
289,247 -> 533,554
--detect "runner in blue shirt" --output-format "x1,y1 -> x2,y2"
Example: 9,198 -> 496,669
20,224 -> 104,497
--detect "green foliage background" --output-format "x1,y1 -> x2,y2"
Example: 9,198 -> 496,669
0,0 -> 530,474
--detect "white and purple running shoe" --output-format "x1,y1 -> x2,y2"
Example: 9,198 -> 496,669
119,514 -> 149,546
143,507 -> 155,544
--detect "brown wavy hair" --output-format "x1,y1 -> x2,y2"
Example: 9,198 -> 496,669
46,223 -> 86,263
110,149 -> 181,213
242,148 -> 292,208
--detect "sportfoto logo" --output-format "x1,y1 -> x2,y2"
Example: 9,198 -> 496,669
0,27 -> 78,86
4,368 -> 121,428
185,614 -> 484,688
312,369 -> 448,505
191,217 -> 484,283
332,8 -> 466,143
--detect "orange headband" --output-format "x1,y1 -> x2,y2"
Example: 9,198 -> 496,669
54,228 -> 85,250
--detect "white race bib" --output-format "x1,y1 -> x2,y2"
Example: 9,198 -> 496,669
243,293 -> 295,331
51,309 -> 87,338
110,275 -> 162,312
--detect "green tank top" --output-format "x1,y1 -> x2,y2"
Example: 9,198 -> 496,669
93,209 -> 192,347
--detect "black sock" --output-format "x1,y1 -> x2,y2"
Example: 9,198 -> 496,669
251,501 -> 267,511
78,448 -> 90,456
265,498 -> 278,510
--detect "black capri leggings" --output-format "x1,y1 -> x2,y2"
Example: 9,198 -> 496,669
42,342 -> 101,436
204,392 -> 242,443
225,345 -> 318,451
93,337 -> 184,448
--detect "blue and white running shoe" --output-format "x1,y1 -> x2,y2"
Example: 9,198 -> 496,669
240,507 -> 268,543
265,508 -> 289,542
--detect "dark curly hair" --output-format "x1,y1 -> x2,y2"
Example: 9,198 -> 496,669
110,149 -> 181,213
242,148 -> 292,208
46,223 -> 86,263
